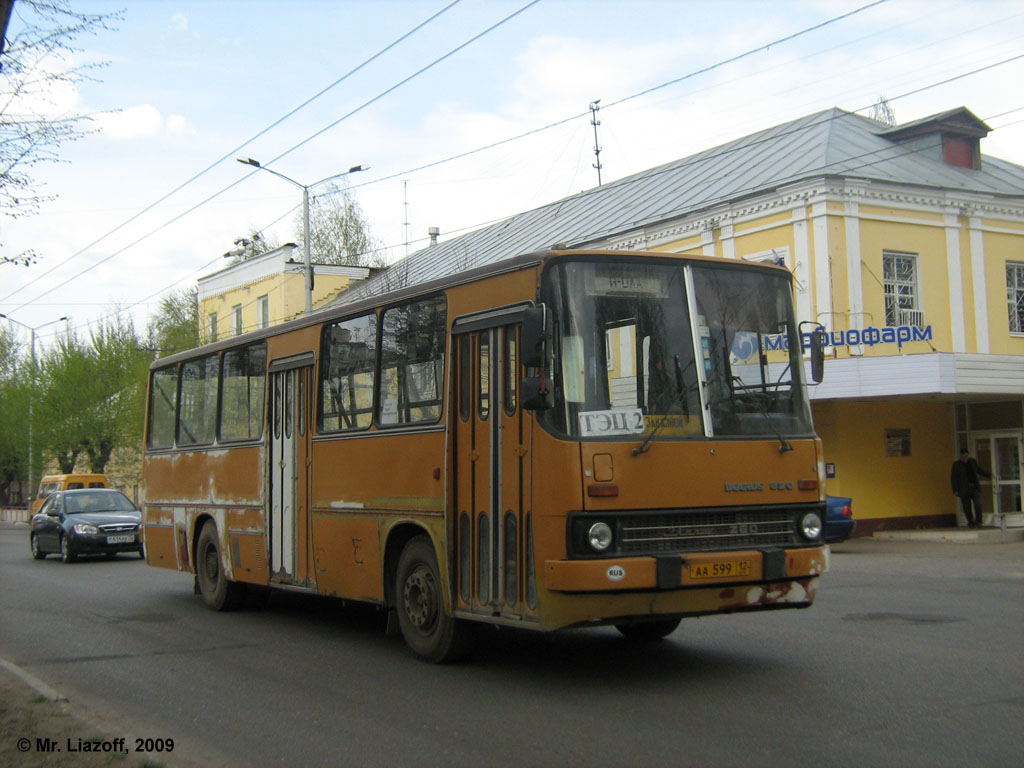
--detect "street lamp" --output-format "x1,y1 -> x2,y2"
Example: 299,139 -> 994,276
0,313 -> 70,509
237,158 -> 369,315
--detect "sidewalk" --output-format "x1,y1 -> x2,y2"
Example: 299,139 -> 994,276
871,525 -> 1024,544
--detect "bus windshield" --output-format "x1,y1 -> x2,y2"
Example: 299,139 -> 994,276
540,259 -> 813,441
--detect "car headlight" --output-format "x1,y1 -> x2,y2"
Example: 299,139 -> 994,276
72,523 -> 99,535
798,512 -> 823,541
587,522 -> 613,553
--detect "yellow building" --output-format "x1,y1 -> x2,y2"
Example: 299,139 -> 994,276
340,106 -> 1024,534
198,243 -> 372,341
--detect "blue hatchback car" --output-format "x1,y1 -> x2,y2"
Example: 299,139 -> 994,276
825,496 -> 856,543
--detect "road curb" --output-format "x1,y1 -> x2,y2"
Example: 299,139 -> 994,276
0,657 -> 67,702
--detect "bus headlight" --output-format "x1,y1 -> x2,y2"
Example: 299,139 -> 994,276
587,522 -> 613,553
798,512 -> 823,541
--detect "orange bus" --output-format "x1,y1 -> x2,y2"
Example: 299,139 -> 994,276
142,249 -> 829,661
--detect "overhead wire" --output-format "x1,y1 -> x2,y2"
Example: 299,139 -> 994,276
0,0 -> 464,305
3,0 -> 544,323
12,0 -> 1023,336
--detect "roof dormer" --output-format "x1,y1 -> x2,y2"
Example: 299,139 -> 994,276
876,107 -> 990,170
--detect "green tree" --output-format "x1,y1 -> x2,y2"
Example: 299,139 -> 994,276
1,0 -> 121,261
147,286 -> 201,355
34,314 -> 149,474
80,316 -> 150,472
35,333 -> 90,473
0,325 -> 30,503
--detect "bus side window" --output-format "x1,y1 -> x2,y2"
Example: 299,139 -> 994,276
459,335 -> 471,422
319,313 -> 377,432
147,365 -> 179,449
504,327 -> 517,416
178,354 -> 219,446
220,343 -> 267,441
378,296 -> 446,426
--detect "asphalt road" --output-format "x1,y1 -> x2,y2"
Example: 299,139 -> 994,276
1,523 -> 1022,768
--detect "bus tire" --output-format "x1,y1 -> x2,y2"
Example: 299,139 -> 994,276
615,617 -> 681,641
395,536 -> 474,663
195,521 -> 244,611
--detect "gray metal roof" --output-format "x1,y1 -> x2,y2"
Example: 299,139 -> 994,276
335,106 -> 1024,305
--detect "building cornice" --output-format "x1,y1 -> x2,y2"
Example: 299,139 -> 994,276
594,176 -> 1023,251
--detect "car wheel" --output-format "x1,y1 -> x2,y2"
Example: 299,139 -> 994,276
195,521 -> 244,610
394,535 -> 474,663
60,534 -> 77,564
615,617 -> 681,641
30,534 -> 46,560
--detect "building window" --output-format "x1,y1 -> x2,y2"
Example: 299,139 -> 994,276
1008,262 -> 1024,335
232,305 -> 243,336
883,251 -> 923,327
257,295 -> 269,329
208,313 -> 218,341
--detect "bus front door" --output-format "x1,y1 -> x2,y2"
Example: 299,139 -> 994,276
268,360 -> 314,587
453,323 -> 536,620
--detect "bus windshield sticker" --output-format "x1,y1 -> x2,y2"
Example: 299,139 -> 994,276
578,408 -> 645,437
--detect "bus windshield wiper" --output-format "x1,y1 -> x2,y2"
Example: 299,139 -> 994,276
732,376 -> 793,453
634,355 -> 690,456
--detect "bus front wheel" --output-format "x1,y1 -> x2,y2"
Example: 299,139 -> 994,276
196,521 -> 244,611
394,536 -> 474,663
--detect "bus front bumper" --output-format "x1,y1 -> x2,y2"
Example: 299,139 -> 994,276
538,547 -> 828,631
543,546 -> 828,593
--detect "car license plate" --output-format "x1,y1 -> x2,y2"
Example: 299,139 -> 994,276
107,534 -> 134,544
689,559 -> 752,579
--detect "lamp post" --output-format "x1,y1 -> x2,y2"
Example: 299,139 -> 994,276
236,158 -> 368,315
0,313 -> 69,508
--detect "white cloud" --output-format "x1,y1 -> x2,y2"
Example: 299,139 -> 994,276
93,105 -> 195,141
171,13 -> 189,33
165,114 -> 195,137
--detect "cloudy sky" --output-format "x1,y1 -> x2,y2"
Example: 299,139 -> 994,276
2,0 -> 1023,349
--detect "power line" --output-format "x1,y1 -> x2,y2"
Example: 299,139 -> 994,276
3,0 -> 542,321
2,0 -> 886,323
14,0 -> 1020,333
0,0 -> 464,306
71,51 -> 1024,336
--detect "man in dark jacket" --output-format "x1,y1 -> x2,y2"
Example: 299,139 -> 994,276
951,449 -> 991,528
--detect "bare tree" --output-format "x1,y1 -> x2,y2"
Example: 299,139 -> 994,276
296,183 -> 384,267
0,0 -> 120,261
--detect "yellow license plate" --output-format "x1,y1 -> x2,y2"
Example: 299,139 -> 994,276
689,559 -> 753,579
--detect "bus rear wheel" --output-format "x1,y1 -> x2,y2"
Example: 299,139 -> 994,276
395,536 -> 474,663
615,617 -> 681,641
195,521 -> 244,611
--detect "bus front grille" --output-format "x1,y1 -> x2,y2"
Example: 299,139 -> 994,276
616,509 -> 795,554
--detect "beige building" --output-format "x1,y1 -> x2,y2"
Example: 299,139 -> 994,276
198,244 -> 371,341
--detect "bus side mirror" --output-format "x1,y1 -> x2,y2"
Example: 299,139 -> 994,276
521,375 -> 553,411
810,329 -> 826,384
521,305 -> 548,369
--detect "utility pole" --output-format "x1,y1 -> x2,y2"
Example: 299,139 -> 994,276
403,180 -> 410,258
590,100 -> 603,187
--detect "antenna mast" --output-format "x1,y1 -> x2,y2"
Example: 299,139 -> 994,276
590,100 -> 603,186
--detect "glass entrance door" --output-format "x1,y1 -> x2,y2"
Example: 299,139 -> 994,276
972,434 -> 1023,523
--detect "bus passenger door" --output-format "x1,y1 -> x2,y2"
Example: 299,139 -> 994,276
268,357 -> 314,587
453,320 -> 535,620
